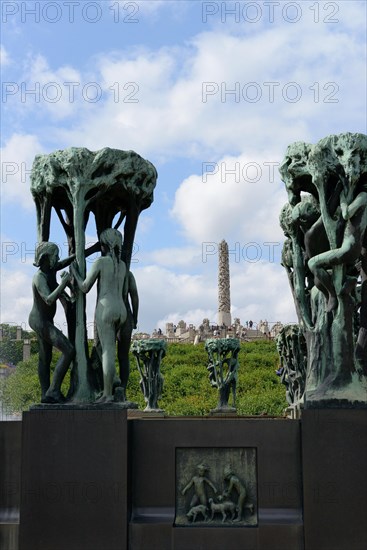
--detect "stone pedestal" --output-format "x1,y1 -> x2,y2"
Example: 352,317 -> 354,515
19,408 -> 128,550
302,409 -> 367,550
0,421 -> 21,550
2,405 -> 366,549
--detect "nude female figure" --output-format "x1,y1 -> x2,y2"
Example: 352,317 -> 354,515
29,242 -> 75,403
71,228 -> 128,403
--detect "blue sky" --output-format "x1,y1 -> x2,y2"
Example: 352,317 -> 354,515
1,0 -> 366,334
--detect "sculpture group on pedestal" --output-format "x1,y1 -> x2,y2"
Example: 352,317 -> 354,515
205,337 -> 240,413
275,324 -> 307,417
29,147 -> 157,404
130,338 -> 166,412
279,132 -> 367,407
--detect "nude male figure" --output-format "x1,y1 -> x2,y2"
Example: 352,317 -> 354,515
182,463 -> 217,507
29,242 -> 74,403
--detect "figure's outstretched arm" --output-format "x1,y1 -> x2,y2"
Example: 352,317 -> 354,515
71,260 -> 101,294
56,242 -> 101,271
205,478 -> 217,493
57,254 -> 76,270
182,479 -> 193,495
35,271 -> 70,306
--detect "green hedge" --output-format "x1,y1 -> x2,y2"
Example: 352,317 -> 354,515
1,340 -> 287,416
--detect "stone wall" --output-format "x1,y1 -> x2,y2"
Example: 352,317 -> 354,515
1,409 -> 366,550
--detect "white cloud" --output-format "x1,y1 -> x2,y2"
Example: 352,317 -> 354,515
20,54 -> 83,120
0,45 -> 10,67
41,15 -> 363,159
131,256 -> 296,333
132,264 -> 215,328
143,246 -> 203,269
170,151 -> 286,245
230,261 -> 296,325
0,133 -> 44,209
6,10 -> 362,159
0,269 -> 33,326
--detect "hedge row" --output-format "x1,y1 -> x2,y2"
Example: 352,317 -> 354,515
0,341 -> 287,416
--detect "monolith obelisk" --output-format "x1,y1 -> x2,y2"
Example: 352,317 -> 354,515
218,239 -> 231,327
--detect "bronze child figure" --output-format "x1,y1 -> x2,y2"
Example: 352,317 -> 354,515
71,228 -> 128,403
29,242 -> 75,403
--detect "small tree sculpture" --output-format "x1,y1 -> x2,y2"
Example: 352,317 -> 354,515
205,338 -> 240,413
131,339 -> 166,412
276,324 -> 307,417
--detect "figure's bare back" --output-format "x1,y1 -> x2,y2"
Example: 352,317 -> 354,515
95,257 -> 127,326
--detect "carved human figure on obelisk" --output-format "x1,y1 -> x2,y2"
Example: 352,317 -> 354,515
218,240 -> 232,327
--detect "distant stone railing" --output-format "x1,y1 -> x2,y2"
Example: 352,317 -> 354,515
164,336 -> 192,344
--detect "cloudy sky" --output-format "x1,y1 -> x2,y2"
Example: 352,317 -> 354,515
1,0 -> 366,334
